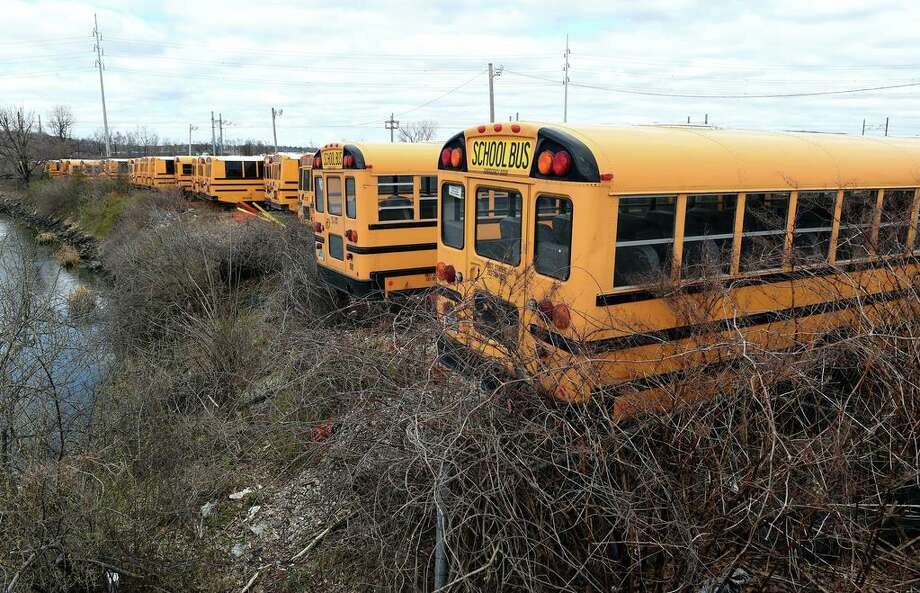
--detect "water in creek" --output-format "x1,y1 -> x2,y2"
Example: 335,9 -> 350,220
0,216 -> 106,458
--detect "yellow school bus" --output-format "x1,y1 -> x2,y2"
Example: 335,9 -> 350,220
297,153 -> 315,223
192,156 -> 209,194
175,156 -> 196,191
312,142 -> 441,297
133,157 -> 150,186
74,159 -> 104,176
264,153 -> 302,211
46,160 -> 64,177
433,123 -> 920,418
58,159 -> 76,176
147,157 -> 177,190
200,156 -> 265,203
104,158 -> 131,179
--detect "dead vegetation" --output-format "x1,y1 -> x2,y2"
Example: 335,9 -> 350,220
1,179 -> 919,592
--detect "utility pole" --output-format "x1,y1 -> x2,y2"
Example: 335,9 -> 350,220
385,113 -> 399,143
862,118 -> 866,136
885,116 -> 889,137
188,124 -> 198,156
218,113 -> 224,155
37,114 -> 42,134
211,111 -> 216,154
92,13 -> 111,157
271,107 -> 283,152
563,34 -> 571,123
488,63 -> 500,122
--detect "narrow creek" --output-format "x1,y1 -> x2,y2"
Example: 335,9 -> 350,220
0,215 -> 107,457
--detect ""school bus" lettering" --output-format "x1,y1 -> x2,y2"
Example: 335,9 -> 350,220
322,149 -> 344,169
468,138 -> 533,175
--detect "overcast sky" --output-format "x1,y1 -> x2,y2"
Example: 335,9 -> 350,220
4,0 -> 920,147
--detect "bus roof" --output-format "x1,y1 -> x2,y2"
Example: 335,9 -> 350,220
463,123 -> 920,193
209,155 -> 266,162
321,142 -> 440,174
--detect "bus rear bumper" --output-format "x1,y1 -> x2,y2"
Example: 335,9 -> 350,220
437,333 -> 511,390
318,266 -> 376,297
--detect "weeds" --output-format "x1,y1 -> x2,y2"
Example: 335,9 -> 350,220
54,244 -> 80,267
3,178 -> 919,592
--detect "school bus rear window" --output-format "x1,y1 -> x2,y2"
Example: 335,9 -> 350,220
441,183 -> 464,249
475,187 -> 522,266
534,195 -> 572,280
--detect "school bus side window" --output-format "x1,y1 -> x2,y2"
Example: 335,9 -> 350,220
681,193 -> 737,279
420,176 -> 438,220
327,176 -> 343,216
441,183 -> 464,249
300,169 -> 310,191
534,195 -> 572,280
791,191 -> 835,267
345,177 -> 356,219
314,177 -> 325,213
165,160 -> 175,175
614,195 -> 676,288
244,161 -> 259,179
739,192 -> 790,272
837,189 -> 877,261
877,189 -> 916,255
475,187 -> 523,266
226,161 -> 243,179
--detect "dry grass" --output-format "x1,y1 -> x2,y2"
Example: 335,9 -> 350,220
54,244 -> 80,268
35,231 -> 57,245
66,286 -> 96,317
4,195 -> 919,592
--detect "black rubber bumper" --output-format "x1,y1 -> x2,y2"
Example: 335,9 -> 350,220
318,265 -> 376,297
437,333 -> 510,389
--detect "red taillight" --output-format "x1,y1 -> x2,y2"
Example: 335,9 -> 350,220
345,229 -> 358,242
552,304 -> 571,330
477,125 -> 486,133
511,124 -> 521,133
536,300 -> 555,319
493,124 -> 502,132
343,155 -> 354,168
313,222 -> 324,233
552,151 -> 572,176
440,148 -> 452,167
450,147 -> 463,168
537,150 -> 554,176
435,261 -> 456,283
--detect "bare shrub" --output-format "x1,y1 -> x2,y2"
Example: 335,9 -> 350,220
299,264 -> 920,592
24,176 -> 87,219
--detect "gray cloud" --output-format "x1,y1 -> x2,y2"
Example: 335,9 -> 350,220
2,0 -> 919,147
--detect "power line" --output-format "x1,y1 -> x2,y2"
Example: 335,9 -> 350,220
504,69 -> 920,99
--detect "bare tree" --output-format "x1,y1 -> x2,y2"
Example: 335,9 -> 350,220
135,126 -> 159,156
398,120 -> 438,143
47,105 -> 74,142
0,106 -> 45,182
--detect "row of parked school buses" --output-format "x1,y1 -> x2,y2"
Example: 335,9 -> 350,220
47,124 -> 920,416
48,154 -> 314,217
